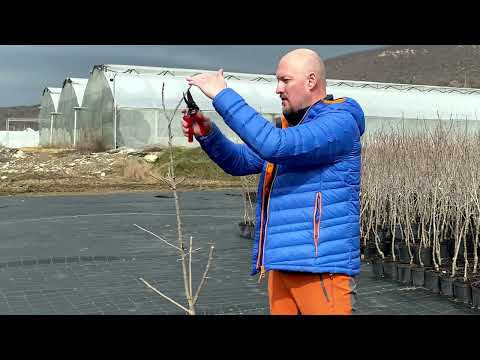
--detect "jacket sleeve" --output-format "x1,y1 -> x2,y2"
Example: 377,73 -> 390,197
212,88 -> 359,166
196,122 -> 265,176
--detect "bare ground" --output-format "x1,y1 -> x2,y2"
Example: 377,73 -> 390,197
0,146 -> 242,196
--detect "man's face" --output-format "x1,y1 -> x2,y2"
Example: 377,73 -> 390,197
275,59 -> 310,116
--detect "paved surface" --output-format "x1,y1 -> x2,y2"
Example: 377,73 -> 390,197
0,190 -> 478,315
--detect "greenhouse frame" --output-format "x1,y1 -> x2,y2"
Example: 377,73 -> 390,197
53,78 -> 88,147
38,87 -> 62,146
77,64 -> 281,149
326,79 -> 480,135
40,64 -> 480,150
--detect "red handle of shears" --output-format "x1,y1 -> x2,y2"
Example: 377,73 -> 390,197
184,113 -> 208,142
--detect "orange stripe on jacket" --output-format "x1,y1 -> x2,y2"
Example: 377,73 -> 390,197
256,116 -> 289,270
322,97 -> 346,104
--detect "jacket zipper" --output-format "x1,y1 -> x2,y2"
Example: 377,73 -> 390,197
256,163 -> 271,281
257,166 -> 278,283
256,108 -> 313,282
313,192 -> 322,257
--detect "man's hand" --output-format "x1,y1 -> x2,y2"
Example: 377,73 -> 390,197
186,69 -> 227,100
181,110 -> 213,139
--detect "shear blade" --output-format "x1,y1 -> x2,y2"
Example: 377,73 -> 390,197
184,89 -> 199,111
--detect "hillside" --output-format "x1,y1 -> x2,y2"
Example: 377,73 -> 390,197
2,46 -> 480,131
325,45 -> 480,88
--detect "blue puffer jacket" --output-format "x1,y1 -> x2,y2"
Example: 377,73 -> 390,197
197,88 -> 365,277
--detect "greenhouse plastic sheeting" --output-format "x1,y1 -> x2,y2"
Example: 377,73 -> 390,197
74,64 -> 480,150
38,87 -> 61,147
79,65 -> 282,149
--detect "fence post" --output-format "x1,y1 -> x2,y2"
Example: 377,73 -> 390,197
74,109 -> 77,147
154,109 -> 158,139
73,108 -> 79,147
6,119 -> 9,147
50,113 -> 54,146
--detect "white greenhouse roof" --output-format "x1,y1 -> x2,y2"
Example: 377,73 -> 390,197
62,78 -> 88,105
43,87 -> 62,95
89,64 -> 480,121
91,65 -> 281,114
96,64 -> 277,82
327,79 -> 480,95
42,87 -> 62,112
326,80 -> 480,120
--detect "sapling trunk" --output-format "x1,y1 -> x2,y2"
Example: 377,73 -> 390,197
137,83 -> 215,315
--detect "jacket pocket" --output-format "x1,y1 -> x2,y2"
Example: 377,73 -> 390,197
319,274 -> 330,303
313,191 -> 322,257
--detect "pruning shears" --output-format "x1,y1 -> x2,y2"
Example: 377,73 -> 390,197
183,88 -> 207,142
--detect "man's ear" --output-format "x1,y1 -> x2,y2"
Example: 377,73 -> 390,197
307,72 -> 317,90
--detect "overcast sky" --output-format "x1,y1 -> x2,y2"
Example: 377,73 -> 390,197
0,45 -> 385,107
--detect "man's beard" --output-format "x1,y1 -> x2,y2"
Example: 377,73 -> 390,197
282,103 -> 299,118
282,108 -> 293,117
283,106 -> 309,126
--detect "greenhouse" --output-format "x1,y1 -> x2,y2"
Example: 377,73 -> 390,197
77,64 -> 282,149
53,78 -> 88,147
326,79 -> 480,135
38,87 -> 62,146
47,64 -> 480,150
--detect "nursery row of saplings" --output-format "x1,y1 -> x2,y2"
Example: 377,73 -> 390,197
360,120 -> 480,308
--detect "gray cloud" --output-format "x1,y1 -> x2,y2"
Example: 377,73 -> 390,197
0,45 -> 384,107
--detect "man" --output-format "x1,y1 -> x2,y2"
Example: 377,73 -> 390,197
182,49 -> 365,315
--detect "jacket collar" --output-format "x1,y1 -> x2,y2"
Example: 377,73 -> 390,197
283,94 -> 334,126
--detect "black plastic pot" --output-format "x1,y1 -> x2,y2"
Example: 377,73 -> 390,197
372,231 -> 391,257
440,242 -> 449,260
416,246 -> 433,267
440,275 -> 455,298
377,230 -> 388,242
364,242 -> 378,260
411,266 -> 425,287
449,240 -> 465,259
425,270 -> 441,294
393,243 -> 401,259
383,260 -> 398,280
411,243 -> 418,262
472,284 -> 480,309
382,240 -> 392,257
453,279 -> 472,305
410,224 -> 420,239
371,257 -> 384,278
397,263 -> 412,285
397,243 -> 411,263
393,225 -> 404,241
238,221 -> 254,239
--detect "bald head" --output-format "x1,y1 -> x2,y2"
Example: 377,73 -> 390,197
276,48 -> 327,115
280,48 -> 326,86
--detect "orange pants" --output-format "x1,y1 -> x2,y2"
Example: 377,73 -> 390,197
268,270 -> 357,315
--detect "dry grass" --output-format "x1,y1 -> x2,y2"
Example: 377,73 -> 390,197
123,158 -> 157,183
77,139 -> 107,153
